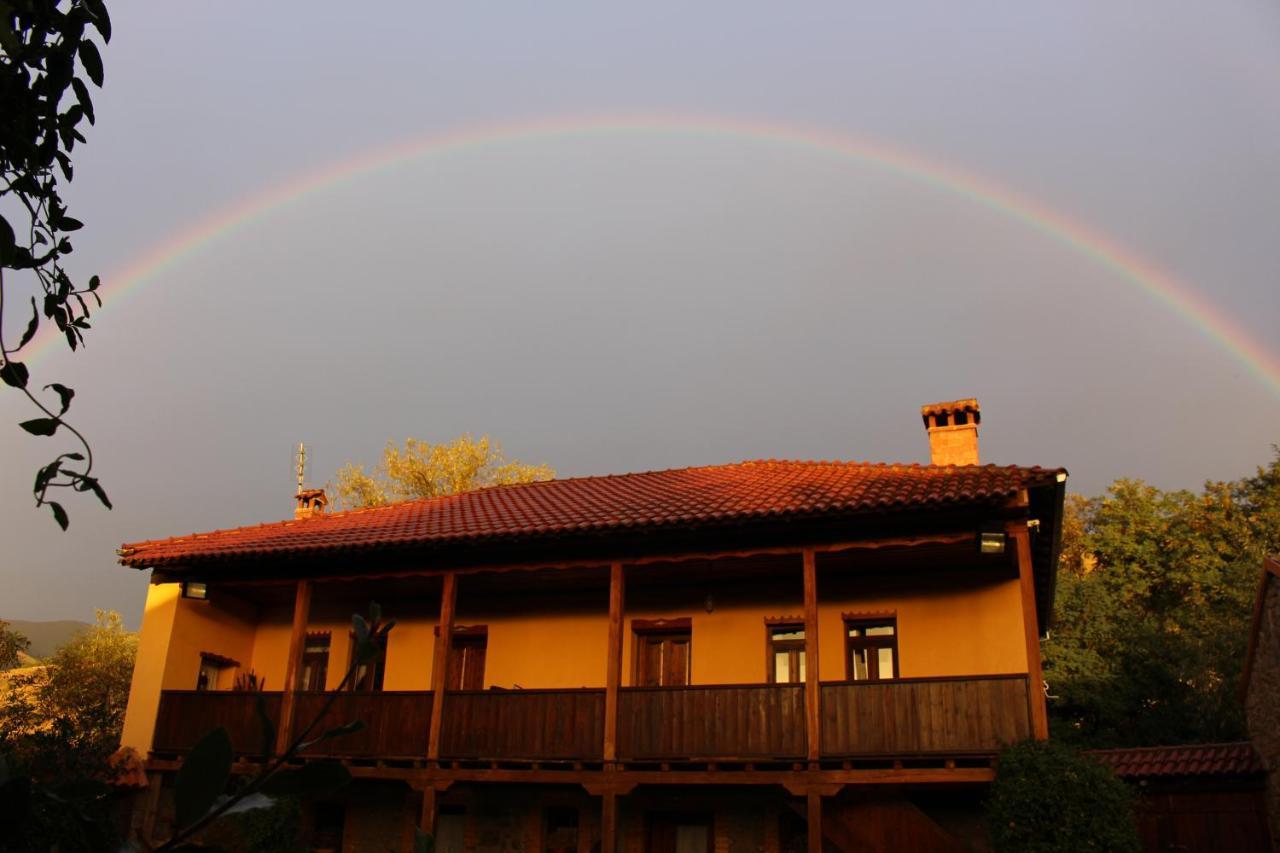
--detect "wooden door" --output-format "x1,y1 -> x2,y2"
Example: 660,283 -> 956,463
645,813 -> 712,853
447,633 -> 487,691
635,630 -> 691,687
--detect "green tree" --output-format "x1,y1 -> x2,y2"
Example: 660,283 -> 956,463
0,609 -> 136,778
1,0 -> 112,527
331,434 -> 554,509
1043,452 -> 1280,747
0,619 -> 31,669
988,740 -> 1138,853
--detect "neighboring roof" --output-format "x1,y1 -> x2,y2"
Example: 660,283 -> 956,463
1089,742 -> 1265,780
118,459 -> 1064,569
1242,556 -> 1280,698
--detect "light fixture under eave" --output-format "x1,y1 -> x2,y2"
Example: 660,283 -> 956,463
182,581 -> 209,600
978,531 -> 1007,556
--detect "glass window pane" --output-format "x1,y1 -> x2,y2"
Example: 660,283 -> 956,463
852,649 -> 869,680
797,653 -> 806,681
866,625 -> 895,636
847,626 -> 862,637
774,651 -> 790,682
878,647 -> 895,678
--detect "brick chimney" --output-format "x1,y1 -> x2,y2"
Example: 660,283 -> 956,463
921,399 -> 981,466
295,488 -> 328,520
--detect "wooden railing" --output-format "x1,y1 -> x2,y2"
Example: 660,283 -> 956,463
440,689 -> 605,760
152,675 -> 1030,762
820,674 -> 1032,756
152,690 -> 283,755
293,691 -> 433,758
617,683 -> 807,760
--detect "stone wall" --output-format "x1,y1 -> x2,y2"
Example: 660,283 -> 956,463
1246,575 -> 1280,850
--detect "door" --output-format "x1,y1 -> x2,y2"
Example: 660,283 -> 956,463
646,813 -> 713,853
635,630 -> 691,686
447,631 -> 487,691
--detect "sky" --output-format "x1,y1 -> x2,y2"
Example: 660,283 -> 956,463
3,1 -> 1280,626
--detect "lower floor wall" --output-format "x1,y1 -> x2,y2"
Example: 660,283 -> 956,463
131,777 -> 989,852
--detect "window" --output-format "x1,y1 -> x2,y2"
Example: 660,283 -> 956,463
196,652 -> 238,691
301,632 -> 330,691
845,617 -> 898,680
350,632 -> 386,691
633,620 -> 692,687
446,628 -> 488,691
767,624 -> 806,683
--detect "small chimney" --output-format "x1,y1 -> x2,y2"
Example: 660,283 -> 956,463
295,488 -> 328,520
921,399 -> 981,466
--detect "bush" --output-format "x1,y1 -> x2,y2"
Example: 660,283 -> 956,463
988,740 -> 1139,853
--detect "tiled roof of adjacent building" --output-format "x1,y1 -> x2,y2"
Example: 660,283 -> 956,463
1088,742 -> 1265,780
118,460 -> 1064,568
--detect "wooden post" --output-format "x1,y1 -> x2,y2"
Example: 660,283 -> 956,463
1007,521 -> 1050,739
427,572 -> 457,762
601,791 -> 618,853
802,549 -> 821,763
806,791 -> 823,853
275,579 -> 312,754
603,562 -> 625,764
419,786 -> 438,837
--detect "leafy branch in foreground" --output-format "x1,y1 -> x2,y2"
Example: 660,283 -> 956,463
2,0 -> 112,528
149,602 -> 433,853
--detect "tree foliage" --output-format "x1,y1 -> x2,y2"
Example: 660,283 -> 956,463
331,434 -> 554,509
0,619 -> 32,669
988,739 -> 1138,853
1043,452 -> 1280,747
1,0 -> 112,527
0,609 -> 136,778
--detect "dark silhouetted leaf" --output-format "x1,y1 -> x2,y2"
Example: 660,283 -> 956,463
78,39 -> 104,86
19,418 -> 59,436
261,760 -> 351,798
0,215 -> 14,265
89,275 -> 101,291
174,727 -> 232,829
49,502 -> 68,530
1,361 -> 29,389
45,383 -> 74,414
255,693 -> 275,761
71,77 -> 95,124
17,299 -> 40,349
78,476 -> 112,509
59,217 -> 84,232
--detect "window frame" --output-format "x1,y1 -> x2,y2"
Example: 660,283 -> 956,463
764,619 -> 807,684
843,614 -> 899,681
631,618 -> 693,687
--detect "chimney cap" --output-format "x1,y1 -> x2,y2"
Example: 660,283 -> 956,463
920,398 -> 980,418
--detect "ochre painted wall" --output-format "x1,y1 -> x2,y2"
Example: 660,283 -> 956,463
160,588 -> 258,691
120,581 -> 181,753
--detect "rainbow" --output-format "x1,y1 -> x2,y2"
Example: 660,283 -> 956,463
26,114 -> 1280,396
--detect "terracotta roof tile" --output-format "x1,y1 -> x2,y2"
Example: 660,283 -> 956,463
118,460 -> 1064,568
1088,742 -> 1265,779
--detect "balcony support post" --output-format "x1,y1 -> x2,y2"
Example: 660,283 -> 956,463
802,549 -> 821,764
1007,520 -> 1049,739
601,791 -> 618,853
603,562 -> 625,765
419,786 -> 438,837
806,791 -> 823,853
427,572 -> 458,763
275,579 -> 312,755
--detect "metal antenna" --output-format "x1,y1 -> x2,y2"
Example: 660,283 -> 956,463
296,442 -> 307,493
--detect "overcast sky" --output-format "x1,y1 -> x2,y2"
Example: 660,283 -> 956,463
3,1 -> 1279,625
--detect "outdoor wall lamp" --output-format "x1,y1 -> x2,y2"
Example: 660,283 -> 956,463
705,592 -> 715,614
181,581 -> 209,600
977,530 -> 1007,556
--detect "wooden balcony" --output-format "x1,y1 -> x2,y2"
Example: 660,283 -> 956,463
152,675 -> 1031,765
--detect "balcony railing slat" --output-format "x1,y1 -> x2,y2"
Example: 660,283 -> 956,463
617,684 -> 806,761
439,690 -> 606,760
152,691 -> 283,755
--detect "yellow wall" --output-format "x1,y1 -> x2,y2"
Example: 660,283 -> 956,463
120,581 -> 181,752
161,588 -> 258,691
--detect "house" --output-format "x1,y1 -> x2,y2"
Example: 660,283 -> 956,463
117,399 -> 1066,852
1243,555 -> 1280,849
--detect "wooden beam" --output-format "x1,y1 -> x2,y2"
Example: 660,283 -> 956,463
427,572 -> 458,762
807,791 -> 823,853
603,562 -> 625,764
1007,522 -> 1049,739
275,579 -> 312,754
802,549 -> 821,763
601,791 -> 618,853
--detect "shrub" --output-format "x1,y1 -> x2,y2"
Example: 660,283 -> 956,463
988,739 -> 1139,853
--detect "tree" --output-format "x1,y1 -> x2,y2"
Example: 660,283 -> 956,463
0,609 -> 135,778
331,434 -> 554,509
1,0 -> 112,528
987,739 -> 1138,853
1043,451 -> 1280,747
0,620 -> 31,669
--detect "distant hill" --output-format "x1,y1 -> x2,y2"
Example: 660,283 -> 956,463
3,619 -> 91,660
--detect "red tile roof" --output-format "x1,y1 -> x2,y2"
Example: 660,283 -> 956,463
1088,742 -> 1265,780
117,460 -> 1064,568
